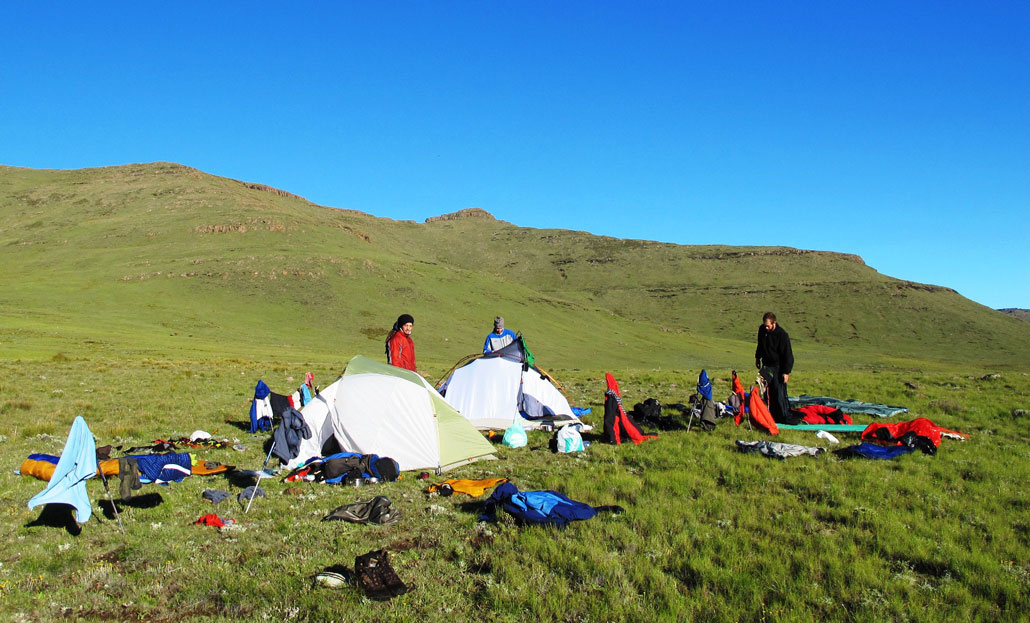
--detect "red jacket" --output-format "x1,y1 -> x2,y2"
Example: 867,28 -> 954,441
386,331 -> 416,372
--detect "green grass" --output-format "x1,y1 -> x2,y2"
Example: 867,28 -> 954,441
1,162 -> 1029,621
1,356 -> 1028,622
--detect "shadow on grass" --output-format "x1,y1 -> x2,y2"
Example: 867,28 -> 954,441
25,504 -> 82,536
98,493 -> 164,519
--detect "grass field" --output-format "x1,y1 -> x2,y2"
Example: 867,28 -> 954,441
1,162 -> 1028,621
2,353 -> 1028,622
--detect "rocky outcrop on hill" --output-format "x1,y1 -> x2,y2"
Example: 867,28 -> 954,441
425,208 -> 495,222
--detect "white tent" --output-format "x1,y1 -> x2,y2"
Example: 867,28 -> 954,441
287,356 -> 495,473
440,340 -> 589,431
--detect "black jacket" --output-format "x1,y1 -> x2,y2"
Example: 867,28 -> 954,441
756,324 -> 794,375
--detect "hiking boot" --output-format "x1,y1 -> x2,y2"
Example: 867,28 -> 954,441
371,550 -> 410,597
354,550 -> 393,601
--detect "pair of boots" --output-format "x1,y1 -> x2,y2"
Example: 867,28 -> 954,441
354,549 -> 409,601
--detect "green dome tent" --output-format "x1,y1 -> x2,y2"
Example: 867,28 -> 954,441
286,356 -> 496,473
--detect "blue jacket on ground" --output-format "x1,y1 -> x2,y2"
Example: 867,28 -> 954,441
480,482 -> 598,528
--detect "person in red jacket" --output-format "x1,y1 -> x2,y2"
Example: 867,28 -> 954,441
386,314 -> 417,372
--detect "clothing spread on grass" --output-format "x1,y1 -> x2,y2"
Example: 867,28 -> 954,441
860,417 -> 967,455
27,416 -> 98,523
835,443 -> 915,460
736,440 -> 824,459
480,482 -> 623,528
789,404 -> 853,425
788,395 -> 908,418
20,452 -> 230,484
323,496 -> 401,525
428,477 -> 509,497
193,513 -> 235,528
602,373 -> 658,445
122,437 -> 234,453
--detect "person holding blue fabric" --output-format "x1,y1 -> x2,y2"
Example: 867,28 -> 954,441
483,316 -> 516,353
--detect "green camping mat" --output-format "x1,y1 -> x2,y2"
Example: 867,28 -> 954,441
776,424 -> 868,432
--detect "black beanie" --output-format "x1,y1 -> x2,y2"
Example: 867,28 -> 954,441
395,314 -> 414,329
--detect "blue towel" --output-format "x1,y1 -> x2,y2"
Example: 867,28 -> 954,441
28,417 -> 98,523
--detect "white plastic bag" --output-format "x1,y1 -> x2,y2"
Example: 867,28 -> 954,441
502,420 -> 528,448
557,424 -> 584,453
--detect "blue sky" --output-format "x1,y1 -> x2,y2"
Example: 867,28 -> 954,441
2,2 -> 1027,308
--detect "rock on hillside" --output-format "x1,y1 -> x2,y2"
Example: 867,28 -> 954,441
425,208 -> 495,222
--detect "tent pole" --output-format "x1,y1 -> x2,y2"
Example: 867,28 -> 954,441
245,439 -> 276,514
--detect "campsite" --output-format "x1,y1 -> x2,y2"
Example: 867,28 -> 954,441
0,164 -> 1028,622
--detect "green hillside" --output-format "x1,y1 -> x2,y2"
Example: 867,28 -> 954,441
1,162 -> 1026,370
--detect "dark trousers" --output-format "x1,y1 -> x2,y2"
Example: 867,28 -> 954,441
760,366 -> 792,423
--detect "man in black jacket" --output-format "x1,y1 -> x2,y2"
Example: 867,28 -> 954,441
755,312 -> 794,422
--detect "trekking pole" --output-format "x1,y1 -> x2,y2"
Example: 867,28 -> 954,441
245,439 -> 276,514
96,462 -> 125,534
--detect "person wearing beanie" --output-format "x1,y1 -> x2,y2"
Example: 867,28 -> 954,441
755,312 -> 794,422
386,314 -> 417,372
483,316 -> 516,353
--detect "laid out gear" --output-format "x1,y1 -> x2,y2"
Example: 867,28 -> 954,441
789,395 -> 908,418
427,477 -> 509,497
835,443 -> 916,460
602,373 -> 657,445
736,440 -> 824,459
480,481 -> 624,528
323,496 -> 402,525
861,417 -> 967,454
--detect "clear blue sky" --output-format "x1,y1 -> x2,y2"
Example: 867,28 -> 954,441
2,2 -> 1027,308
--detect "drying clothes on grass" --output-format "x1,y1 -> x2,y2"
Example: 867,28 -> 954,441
193,514 -> 235,528
835,443 -> 915,460
203,489 -> 233,505
122,437 -> 234,453
323,496 -> 401,525
790,404 -> 853,425
27,417 -> 98,523
237,486 -> 266,503
789,395 -> 907,418
480,482 -> 623,528
19,452 -> 230,484
775,424 -> 867,432
861,417 -> 967,455
428,477 -> 508,497
736,440 -> 824,459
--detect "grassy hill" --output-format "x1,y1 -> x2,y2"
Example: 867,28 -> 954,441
1,162 -> 1027,371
